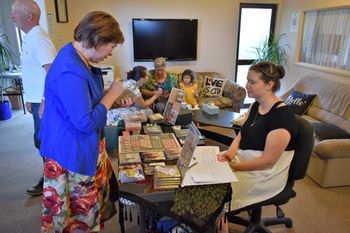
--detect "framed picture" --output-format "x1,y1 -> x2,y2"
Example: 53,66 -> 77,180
54,0 -> 68,23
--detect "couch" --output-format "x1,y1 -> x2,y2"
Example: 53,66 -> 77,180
282,74 -> 350,187
174,72 -> 246,113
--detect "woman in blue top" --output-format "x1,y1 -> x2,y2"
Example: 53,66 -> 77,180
39,11 -> 126,232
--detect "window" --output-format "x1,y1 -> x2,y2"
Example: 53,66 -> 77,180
0,1 -> 22,66
296,6 -> 350,76
235,3 -> 277,106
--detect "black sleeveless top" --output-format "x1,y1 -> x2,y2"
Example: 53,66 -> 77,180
239,101 -> 297,151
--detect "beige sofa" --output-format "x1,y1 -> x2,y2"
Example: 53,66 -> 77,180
174,72 -> 246,112
282,75 -> 350,187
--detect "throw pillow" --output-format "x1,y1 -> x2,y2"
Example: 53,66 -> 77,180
201,76 -> 227,97
311,122 -> 350,141
284,90 -> 316,115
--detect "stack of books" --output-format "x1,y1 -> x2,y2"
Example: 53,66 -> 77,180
118,165 -> 145,183
164,149 -> 182,161
147,113 -> 165,124
173,128 -> 189,139
143,162 -> 166,176
141,151 -> 166,163
143,124 -> 163,135
141,151 -> 166,176
123,113 -> 147,122
118,152 -> 145,183
119,152 -> 141,166
153,165 -> 181,190
118,133 -> 181,154
125,120 -> 142,131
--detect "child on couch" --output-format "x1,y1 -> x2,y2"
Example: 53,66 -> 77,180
179,69 -> 199,108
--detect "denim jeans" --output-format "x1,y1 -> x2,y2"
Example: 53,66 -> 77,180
31,103 -> 41,150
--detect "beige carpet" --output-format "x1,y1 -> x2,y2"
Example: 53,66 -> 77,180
0,111 -> 349,233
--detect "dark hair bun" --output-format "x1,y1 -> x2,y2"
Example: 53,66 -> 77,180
276,64 -> 285,79
126,70 -> 134,79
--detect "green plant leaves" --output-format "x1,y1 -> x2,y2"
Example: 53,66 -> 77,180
251,33 -> 290,66
0,32 -> 14,70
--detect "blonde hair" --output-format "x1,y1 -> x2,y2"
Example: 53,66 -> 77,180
154,57 -> 167,69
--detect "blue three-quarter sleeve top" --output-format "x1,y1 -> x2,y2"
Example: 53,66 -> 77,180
39,43 -> 107,176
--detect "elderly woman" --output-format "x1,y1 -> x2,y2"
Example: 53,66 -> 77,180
39,11 -> 126,232
140,57 -> 178,113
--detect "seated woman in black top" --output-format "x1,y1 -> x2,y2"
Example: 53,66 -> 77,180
218,61 -> 297,233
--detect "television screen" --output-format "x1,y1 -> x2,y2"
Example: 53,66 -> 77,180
132,18 -> 198,61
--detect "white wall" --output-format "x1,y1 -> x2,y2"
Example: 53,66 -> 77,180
43,0 -> 350,94
44,0 -> 281,80
50,0 -> 240,80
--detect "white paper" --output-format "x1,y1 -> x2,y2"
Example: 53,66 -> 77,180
290,12 -> 299,32
181,146 -> 238,187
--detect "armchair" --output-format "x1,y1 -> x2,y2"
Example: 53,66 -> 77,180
226,115 -> 315,233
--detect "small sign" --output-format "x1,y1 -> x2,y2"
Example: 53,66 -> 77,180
290,12 -> 299,32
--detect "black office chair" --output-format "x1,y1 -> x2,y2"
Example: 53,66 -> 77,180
226,115 -> 315,233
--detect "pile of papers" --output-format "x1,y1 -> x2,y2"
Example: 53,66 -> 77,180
180,146 -> 237,186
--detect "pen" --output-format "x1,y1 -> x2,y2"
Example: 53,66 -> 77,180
188,161 -> 198,169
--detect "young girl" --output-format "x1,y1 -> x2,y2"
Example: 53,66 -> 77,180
107,66 -> 162,125
179,69 -> 198,107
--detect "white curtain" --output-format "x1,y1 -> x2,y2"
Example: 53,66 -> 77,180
301,7 -> 350,71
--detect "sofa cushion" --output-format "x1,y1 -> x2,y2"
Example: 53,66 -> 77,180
284,90 -> 316,115
311,122 -> 350,140
198,96 -> 232,108
314,139 -> 350,159
293,75 -> 350,133
201,76 -> 227,97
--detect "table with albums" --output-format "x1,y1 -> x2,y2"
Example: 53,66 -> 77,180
116,112 -> 236,233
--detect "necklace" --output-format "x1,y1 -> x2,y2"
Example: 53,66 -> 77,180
250,110 -> 262,127
74,46 -> 90,68
249,100 -> 283,127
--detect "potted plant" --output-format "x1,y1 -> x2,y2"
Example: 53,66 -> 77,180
251,33 -> 289,66
0,29 -> 14,120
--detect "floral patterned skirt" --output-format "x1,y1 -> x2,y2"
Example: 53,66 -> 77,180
41,139 -> 118,233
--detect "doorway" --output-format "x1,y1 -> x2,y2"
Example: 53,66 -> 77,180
235,3 -> 277,107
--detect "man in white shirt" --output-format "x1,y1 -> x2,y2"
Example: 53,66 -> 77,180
11,0 -> 56,196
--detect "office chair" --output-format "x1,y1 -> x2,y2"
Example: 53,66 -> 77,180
226,115 -> 315,233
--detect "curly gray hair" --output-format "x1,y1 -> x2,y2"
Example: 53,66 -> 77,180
154,57 -> 167,69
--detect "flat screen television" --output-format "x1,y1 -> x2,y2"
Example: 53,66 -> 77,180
132,18 -> 198,61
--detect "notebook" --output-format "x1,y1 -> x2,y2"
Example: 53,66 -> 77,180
177,122 -> 238,187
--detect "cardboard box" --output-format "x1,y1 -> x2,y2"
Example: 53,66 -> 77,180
8,95 -> 23,110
